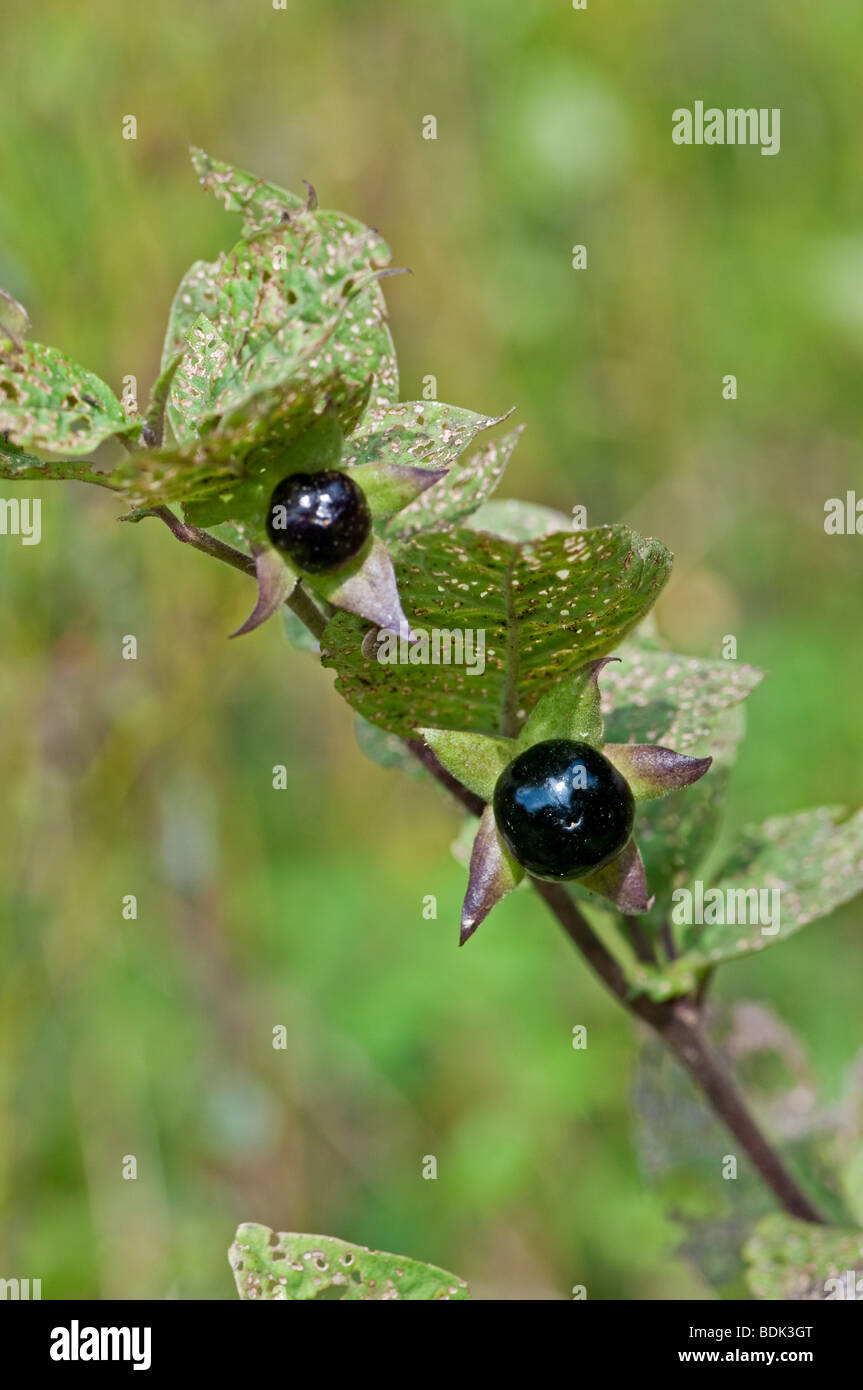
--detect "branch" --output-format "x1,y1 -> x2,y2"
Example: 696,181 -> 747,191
148,506 -> 826,1226
145,506 -> 330,636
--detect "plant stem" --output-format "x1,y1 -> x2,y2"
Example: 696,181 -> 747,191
146,506 -> 330,635
151,506 -> 826,1226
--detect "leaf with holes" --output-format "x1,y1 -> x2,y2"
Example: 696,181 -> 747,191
0,339 -> 132,455
342,400 -> 508,477
228,1223 -> 470,1301
385,424 -> 523,541
191,146 -> 304,235
189,147 -> 397,406
744,1214 -> 863,1300
0,437 -> 123,489
601,649 -> 762,932
322,524 -> 672,739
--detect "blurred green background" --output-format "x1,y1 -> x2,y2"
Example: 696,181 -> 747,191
1,0 -> 862,1299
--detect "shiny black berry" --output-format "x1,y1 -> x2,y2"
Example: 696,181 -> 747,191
492,738 -> 635,881
266,470 -> 371,574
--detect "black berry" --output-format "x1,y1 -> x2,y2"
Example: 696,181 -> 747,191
266,470 -> 371,574
493,738 -> 635,881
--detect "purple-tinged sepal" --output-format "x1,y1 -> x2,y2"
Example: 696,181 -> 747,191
578,837 -> 653,915
603,744 -> 712,804
312,535 -> 413,636
460,805 -> 524,945
229,545 -> 292,638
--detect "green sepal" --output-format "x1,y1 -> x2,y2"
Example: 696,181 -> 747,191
417,729 -> 517,802
351,460 -> 448,523
518,657 -> 615,749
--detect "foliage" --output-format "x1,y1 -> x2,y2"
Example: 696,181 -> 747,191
2,131 -> 863,1304
229,1223 -> 469,1300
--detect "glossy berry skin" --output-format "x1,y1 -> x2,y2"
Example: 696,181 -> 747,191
266,470 -> 371,574
493,738 -> 635,881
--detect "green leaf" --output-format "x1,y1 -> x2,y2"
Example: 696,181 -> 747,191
142,351 -> 183,450
228,1223 -> 470,1300
190,146 -> 304,235
190,149 -> 399,403
601,647 -> 763,754
466,497 -> 572,543
0,339 -> 129,454
322,524 -> 672,739
745,1214 -> 863,1300
343,400 -> 506,475
354,716 -> 427,777
417,729 -> 517,801
385,424 -> 523,541
518,657 -> 613,748
680,806 -> 863,966
0,437 -> 122,489
601,650 -> 763,931
164,202 -> 395,448
632,805 -> 863,1000
161,257 -> 225,371
168,315 -> 235,444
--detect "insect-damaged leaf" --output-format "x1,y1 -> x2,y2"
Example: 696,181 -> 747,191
674,806 -> 863,982
629,804 -> 863,1002
342,399 -> 509,476
600,648 -> 763,931
0,437 -> 123,489
173,149 -> 398,419
190,146 -> 304,235
228,1222 -> 470,1300
0,339 -> 130,455
385,424 -> 523,541
744,1214 -> 863,1301
322,524 -> 672,739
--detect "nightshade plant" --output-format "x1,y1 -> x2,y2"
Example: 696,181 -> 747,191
3,149 -> 863,1301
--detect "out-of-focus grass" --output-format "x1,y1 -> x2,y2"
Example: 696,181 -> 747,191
1,0 -> 862,1298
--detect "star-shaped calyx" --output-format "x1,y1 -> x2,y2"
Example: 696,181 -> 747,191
417,658 -> 712,945
199,404 -> 445,639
